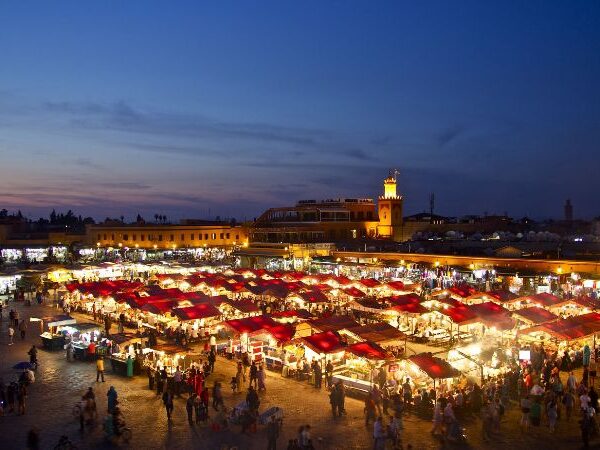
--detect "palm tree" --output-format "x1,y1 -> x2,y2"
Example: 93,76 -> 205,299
154,214 -> 159,223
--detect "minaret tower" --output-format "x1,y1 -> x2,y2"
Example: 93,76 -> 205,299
377,170 -> 403,240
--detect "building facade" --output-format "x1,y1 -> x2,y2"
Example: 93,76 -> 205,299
250,174 -> 403,243
87,221 -> 248,249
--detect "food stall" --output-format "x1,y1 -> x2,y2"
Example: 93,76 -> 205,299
62,323 -> 104,360
38,315 -> 76,350
109,333 -> 144,376
332,341 -> 392,398
403,353 -> 461,393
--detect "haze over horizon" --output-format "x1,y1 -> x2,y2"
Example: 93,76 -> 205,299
1,1 -> 599,221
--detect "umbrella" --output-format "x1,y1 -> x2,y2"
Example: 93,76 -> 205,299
13,362 -> 34,370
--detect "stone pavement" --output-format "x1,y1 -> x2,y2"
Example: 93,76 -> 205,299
0,300 -> 595,449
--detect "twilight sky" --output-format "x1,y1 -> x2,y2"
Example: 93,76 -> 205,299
1,1 -> 599,221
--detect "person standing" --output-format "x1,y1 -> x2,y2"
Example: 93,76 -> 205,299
8,326 -> 14,345
163,390 -> 174,420
325,360 -> 334,388
96,357 -> 105,382
266,415 -> 280,450
173,366 -> 182,397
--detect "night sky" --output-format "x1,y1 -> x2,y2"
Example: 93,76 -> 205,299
1,1 -> 599,221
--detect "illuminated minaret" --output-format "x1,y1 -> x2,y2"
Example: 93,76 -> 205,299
377,170 -> 403,240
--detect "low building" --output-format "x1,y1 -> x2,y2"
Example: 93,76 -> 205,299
86,221 -> 248,249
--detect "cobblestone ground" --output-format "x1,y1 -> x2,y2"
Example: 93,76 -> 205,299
0,300 -> 595,449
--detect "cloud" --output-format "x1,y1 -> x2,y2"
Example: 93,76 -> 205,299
72,157 -> 104,170
436,125 -> 465,147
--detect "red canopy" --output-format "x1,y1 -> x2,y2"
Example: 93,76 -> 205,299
513,306 -> 558,325
388,303 -> 429,314
388,293 -> 422,306
141,300 -> 176,315
295,290 -> 329,304
342,287 -> 366,298
448,285 -> 478,298
359,278 -> 381,288
386,281 -> 405,291
487,290 -> 518,303
409,353 -> 460,379
221,299 -> 260,313
301,331 -> 344,354
346,341 -> 390,360
261,323 -> 295,344
172,303 -> 222,321
308,315 -> 360,332
223,315 -> 277,334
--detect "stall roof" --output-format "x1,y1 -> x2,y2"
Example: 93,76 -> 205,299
41,315 -> 76,327
293,290 -> 329,304
520,312 -> 600,341
261,323 -> 295,344
448,285 -> 479,298
308,315 -> 360,333
346,322 -> 406,343
270,309 -> 313,320
386,281 -> 405,291
437,305 -> 478,325
172,303 -> 222,321
342,287 -> 366,298
141,300 -> 177,315
409,353 -> 461,379
515,293 -> 565,307
512,307 -> 558,325
301,331 -> 344,354
486,290 -> 519,303
346,341 -> 391,360
221,298 -> 260,313
388,293 -> 422,305
223,315 -> 277,334
359,278 -> 381,288
388,303 -> 430,315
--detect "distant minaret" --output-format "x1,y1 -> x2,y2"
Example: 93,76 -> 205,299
377,170 -> 403,241
564,199 -> 573,221
429,193 -> 435,223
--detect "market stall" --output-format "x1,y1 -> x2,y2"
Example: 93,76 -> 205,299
38,315 -> 76,350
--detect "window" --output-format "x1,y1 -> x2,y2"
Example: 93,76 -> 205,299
226,233 -> 230,239
211,233 -> 216,240
132,234 -> 137,241
180,234 -> 185,241
141,234 -> 145,241
97,234 -> 101,241
111,234 -> 115,241
204,233 -> 209,240
190,233 -> 195,241
158,235 -> 163,242
170,234 -> 174,241
103,234 -> 107,240
220,233 -> 224,239
235,234 -> 239,240
123,234 -> 128,241
198,234 -> 202,240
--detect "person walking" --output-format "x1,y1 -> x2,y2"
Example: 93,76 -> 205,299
8,326 -> 14,345
186,393 -> 195,425
212,381 -> 224,411
107,386 -> 118,413
96,357 -> 105,382
249,361 -> 258,389
258,363 -> 267,392
267,415 -> 280,450
208,349 -> 216,373
329,383 -> 341,418
163,390 -> 174,421
19,320 -> 27,340
373,416 -> 387,450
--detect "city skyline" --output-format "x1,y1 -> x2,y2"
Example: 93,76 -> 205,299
1,1 -> 600,220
